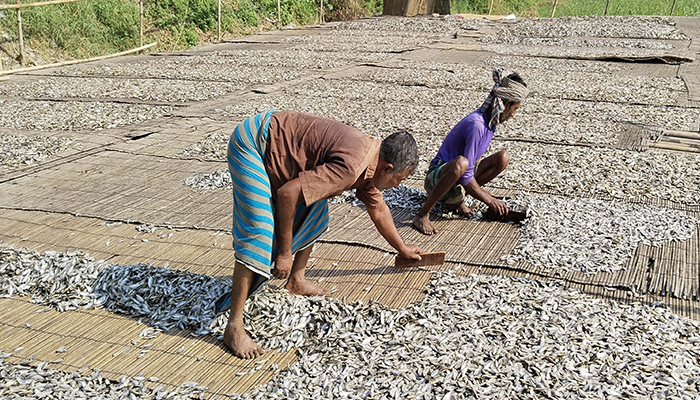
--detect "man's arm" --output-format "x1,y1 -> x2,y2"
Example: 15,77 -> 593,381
459,120 -> 507,215
366,201 -> 422,259
464,178 -> 506,215
273,178 -> 304,279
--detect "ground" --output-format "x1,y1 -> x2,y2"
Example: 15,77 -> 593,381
0,14 -> 699,399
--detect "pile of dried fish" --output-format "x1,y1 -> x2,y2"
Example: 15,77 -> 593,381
482,55 -> 623,74
0,100 -> 172,131
183,169 -> 232,191
0,358 -> 208,399
491,16 -> 687,40
55,51 -> 389,77
93,263 -> 231,335
479,36 -> 675,51
502,194 -> 698,274
223,272 -> 700,399
331,15 -> 486,35
0,245 -> 231,335
489,142 -> 700,206
210,49 -> 391,69
50,62 -> 305,84
0,133 -> 76,169
348,65 -> 684,106
483,42 -> 685,62
333,186 -> 463,217
180,132 -> 229,160
0,246 -> 107,311
520,99 -> 700,134
0,77 -> 246,103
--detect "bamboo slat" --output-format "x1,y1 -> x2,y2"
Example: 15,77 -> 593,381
0,42 -> 157,76
0,0 -> 88,10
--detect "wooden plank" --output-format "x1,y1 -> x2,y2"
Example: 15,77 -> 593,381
395,251 -> 445,268
0,0 -> 88,11
664,130 -> 700,141
649,141 -> 700,153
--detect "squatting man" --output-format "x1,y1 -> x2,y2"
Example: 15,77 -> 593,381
223,110 -> 423,358
413,68 -> 529,235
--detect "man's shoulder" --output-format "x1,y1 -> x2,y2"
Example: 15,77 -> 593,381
463,110 -> 486,125
456,110 -> 487,135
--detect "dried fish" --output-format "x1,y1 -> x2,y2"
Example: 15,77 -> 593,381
502,193 -> 698,274
0,133 -> 77,170
0,100 -> 172,132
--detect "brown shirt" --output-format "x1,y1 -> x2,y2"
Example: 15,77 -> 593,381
264,111 -> 383,209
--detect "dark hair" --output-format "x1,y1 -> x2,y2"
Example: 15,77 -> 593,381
379,131 -> 419,174
507,72 -> 527,87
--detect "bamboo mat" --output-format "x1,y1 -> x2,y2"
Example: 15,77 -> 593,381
324,198 -> 700,300
107,116 -> 236,160
0,296 -> 297,396
0,209 -> 236,278
0,209 -> 433,308
0,151 -> 233,231
0,130 -> 120,184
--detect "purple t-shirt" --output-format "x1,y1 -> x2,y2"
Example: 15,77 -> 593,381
430,110 -> 494,186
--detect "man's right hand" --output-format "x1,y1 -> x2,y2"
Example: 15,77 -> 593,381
399,244 -> 423,260
488,198 -> 508,217
272,252 -> 293,280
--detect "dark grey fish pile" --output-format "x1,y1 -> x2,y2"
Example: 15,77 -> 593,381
0,246 -> 107,311
503,194 -> 698,274
226,272 -> 700,399
93,263 -> 231,335
183,169 -> 232,191
0,357 -> 208,399
0,133 -> 76,169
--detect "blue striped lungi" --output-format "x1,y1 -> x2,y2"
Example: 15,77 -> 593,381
227,110 -> 329,279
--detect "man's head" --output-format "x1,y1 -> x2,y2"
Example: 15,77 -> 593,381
374,131 -> 418,191
496,73 -> 527,124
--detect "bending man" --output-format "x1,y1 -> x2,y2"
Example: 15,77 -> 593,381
224,110 -> 423,358
413,69 -> 528,235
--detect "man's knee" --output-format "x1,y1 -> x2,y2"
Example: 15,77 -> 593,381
497,150 -> 510,169
452,156 -> 470,175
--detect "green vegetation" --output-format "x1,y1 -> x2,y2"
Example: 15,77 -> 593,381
1,0 -> 698,65
450,0 -> 700,17
0,0 -> 382,61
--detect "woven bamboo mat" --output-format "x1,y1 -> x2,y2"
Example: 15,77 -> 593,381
0,209 -> 433,308
0,209 -> 236,278
0,151 -> 233,231
0,296 -> 297,396
323,196 -> 700,300
106,117 -> 236,160
0,130 -> 120,184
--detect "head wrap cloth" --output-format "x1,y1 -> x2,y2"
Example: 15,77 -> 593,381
478,68 -> 529,131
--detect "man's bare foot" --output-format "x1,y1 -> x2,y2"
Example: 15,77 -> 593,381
412,213 -> 437,235
285,278 -> 329,296
223,323 -> 265,359
446,203 -> 474,218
